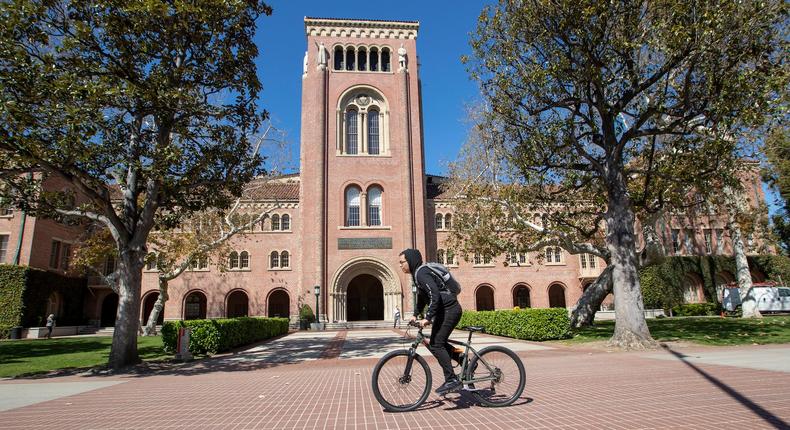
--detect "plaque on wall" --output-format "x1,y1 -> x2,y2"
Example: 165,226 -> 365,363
338,237 -> 392,250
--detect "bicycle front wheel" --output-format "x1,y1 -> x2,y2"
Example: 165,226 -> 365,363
467,345 -> 526,407
371,349 -> 432,412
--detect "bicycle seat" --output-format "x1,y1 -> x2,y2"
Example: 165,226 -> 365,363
464,326 -> 485,333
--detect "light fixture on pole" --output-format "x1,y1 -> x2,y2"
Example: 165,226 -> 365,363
314,285 -> 321,325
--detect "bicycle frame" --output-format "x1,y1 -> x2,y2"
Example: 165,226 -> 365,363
404,324 -> 498,389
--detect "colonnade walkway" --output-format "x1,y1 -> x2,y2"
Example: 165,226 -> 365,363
1,328 -> 789,429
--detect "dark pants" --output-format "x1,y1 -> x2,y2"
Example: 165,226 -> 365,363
429,302 -> 462,383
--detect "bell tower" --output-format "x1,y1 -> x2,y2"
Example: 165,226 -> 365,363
298,18 -> 427,322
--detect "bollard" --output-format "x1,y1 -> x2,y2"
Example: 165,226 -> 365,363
174,327 -> 193,361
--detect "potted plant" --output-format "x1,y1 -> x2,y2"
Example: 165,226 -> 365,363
298,304 -> 315,330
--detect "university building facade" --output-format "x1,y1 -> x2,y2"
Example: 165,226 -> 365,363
0,18 -> 771,327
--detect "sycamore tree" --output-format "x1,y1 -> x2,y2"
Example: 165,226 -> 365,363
0,0 -> 272,369
465,0 -> 785,348
763,127 -> 790,254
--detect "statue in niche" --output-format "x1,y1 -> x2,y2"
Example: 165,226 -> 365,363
315,41 -> 327,68
398,44 -> 407,70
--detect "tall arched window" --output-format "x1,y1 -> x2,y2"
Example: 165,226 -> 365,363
357,47 -> 367,71
239,251 -> 249,269
345,46 -> 355,70
345,186 -> 361,226
145,253 -> 157,270
281,214 -> 290,230
334,46 -> 344,70
280,251 -> 290,268
367,186 -> 382,226
367,110 -> 380,154
270,251 -> 279,268
435,213 -> 443,230
381,48 -> 391,72
345,109 -> 358,154
272,214 -> 281,231
554,247 -> 562,262
437,249 -> 445,265
370,47 -> 379,71
229,251 -> 239,269
444,214 -> 452,229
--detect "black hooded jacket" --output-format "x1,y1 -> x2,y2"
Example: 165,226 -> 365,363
401,249 -> 459,321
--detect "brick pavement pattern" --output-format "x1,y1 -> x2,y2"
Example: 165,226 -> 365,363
1,331 -> 790,429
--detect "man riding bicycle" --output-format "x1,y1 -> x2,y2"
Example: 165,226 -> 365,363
398,248 -> 463,395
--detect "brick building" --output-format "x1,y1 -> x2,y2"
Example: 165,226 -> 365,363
0,18 -> 772,327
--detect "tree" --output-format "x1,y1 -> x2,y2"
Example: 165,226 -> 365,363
0,0 -> 272,369
763,127 -> 790,254
465,0 -> 785,348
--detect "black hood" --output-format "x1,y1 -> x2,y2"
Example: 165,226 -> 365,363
400,248 -> 423,278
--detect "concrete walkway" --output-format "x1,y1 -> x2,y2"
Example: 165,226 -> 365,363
1,330 -> 789,429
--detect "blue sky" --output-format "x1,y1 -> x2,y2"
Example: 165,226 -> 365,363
253,1 -> 490,176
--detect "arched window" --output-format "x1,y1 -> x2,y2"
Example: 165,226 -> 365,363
334,46 -> 344,70
184,291 -> 207,320
367,186 -> 382,226
345,109 -> 359,154
369,47 -> 379,71
239,251 -> 249,269
357,47 -> 367,71
381,48 -> 391,72
145,253 -> 157,271
513,285 -> 531,308
281,214 -> 290,230
437,249 -> 445,265
474,253 -> 482,265
444,214 -> 452,230
476,285 -> 495,311
367,109 -> 380,154
446,250 -> 456,266
345,186 -> 361,226
229,251 -> 239,269
555,247 -> 562,263
345,46 -> 355,70
271,214 -> 281,231
280,251 -> 290,268
270,251 -> 279,268
435,213 -> 443,230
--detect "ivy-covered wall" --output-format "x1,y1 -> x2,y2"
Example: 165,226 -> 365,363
0,264 -> 88,336
640,255 -> 790,309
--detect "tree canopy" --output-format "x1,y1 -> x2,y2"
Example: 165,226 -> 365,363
0,0 -> 272,368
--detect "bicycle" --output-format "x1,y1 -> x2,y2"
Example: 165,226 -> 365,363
371,321 -> 526,412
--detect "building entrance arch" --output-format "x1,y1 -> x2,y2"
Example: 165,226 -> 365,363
101,293 -> 118,327
330,257 -> 401,322
347,274 -> 384,321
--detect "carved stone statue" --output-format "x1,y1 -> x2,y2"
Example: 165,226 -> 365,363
302,50 -> 308,75
315,41 -> 327,69
398,44 -> 407,70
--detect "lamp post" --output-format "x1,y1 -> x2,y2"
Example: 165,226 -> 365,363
314,285 -> 321,328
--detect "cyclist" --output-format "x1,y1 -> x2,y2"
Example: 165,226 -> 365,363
398,248 -> 463,395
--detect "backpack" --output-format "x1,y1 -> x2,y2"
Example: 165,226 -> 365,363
416,262 -> 462,295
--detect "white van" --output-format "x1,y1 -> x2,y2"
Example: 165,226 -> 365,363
721,283 -> 790,313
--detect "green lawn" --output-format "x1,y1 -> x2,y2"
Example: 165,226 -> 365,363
0,336 -> 169,378
561,315 -> 790,346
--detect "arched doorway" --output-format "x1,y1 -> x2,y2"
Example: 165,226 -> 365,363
548,283 -> 566,308
347,274 -> 384,321
100,293 -> 118,327
512,284 -> 530,308
476,285 -> 495,311
226,290 -> 249,318
46,292 -> 63,319
683,273 -> 704,303
184,291 -> 207,320
142,292 -> 164,325
268,290 -> 290,318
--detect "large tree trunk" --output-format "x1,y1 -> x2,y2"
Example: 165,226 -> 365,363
570,265 -> 614,327
730,216 -> 761,318
142,278 -> 168,336
109,251 -> 145,370
606,184 -> 656,349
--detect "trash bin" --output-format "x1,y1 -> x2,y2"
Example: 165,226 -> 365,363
9,326 -> 23,340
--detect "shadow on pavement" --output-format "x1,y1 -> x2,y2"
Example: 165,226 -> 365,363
661,344 -> 788,429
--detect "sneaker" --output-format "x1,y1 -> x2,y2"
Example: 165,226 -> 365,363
435,378 -> 461,395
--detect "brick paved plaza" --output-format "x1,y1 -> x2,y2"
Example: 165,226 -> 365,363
1,329 -> 789,429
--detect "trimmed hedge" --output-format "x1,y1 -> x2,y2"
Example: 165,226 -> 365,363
456,308 -> 571,341
671,302 -> 722,317
0,264 -> 87,338
161,316 -> 289,355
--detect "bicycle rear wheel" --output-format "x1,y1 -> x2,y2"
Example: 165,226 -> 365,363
466,345 -> 525,407
371,350 -> 432,412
